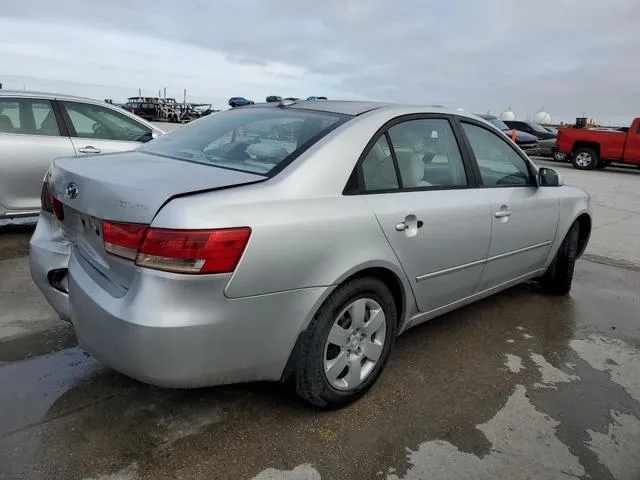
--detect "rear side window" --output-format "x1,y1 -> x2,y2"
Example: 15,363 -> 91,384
0,98 -> 60,136
140,107 -> 347,176
362,135 -> 398,191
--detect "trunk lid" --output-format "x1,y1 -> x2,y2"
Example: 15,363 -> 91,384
48,151 -> 265,291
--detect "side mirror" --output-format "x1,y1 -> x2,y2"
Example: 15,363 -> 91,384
151,129 -> 162,139
538,167 -> 563,187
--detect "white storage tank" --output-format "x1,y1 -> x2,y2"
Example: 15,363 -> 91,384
534,108 -> 552,125
499,107 -> 516,121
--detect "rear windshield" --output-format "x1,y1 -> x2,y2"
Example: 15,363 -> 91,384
140,107 -> 347,176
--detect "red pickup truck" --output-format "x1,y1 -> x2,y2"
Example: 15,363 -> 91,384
555,117 -> 640,170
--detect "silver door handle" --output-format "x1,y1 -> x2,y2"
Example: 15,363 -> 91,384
494,210 -> 512,218
395,220 -> 424,231
78,146 -> 101,154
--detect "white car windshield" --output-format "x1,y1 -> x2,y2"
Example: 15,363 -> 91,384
140,107 -> 346,176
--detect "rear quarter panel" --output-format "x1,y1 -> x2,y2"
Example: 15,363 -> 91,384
154,189 -> 410,297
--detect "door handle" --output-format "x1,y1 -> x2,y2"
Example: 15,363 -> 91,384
395,219 -> 424,231
78,146 -> 101,154
494,210 -> 512,218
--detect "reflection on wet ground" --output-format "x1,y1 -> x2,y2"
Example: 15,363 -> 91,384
0,219 -> 36,261
0,260 -> 639,480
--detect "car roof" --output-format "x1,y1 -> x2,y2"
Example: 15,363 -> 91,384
0,90 -> 106,103
245,100 -> 481,120
243,100 -> 393,116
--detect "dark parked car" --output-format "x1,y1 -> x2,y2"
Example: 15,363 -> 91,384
504,120 -> 557,157
476,114 -> 540,156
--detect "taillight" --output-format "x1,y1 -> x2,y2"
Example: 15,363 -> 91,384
41,181 -> 53,213
41,180 -> 65,220
137,227 -> 251,274
102,221 -> 251,274
102,221 -> 146,260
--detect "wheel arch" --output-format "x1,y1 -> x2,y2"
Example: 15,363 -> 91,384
572,141 -> 601,158
575,212 -> 592,258
280,261 -> 414,384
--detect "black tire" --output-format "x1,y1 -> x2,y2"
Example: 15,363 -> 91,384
295,277 -> 397,408
595,161 -> 609,170
572,147 -> 599,170
540,222 -> 580,295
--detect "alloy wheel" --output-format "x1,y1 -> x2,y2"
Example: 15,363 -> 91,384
323,298 -> 387,391
575,152 -> 592,167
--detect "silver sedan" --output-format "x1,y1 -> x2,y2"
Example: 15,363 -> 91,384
0,91 -> 163,219
30,101 -> 592,407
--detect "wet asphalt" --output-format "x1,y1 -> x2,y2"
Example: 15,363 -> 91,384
0,250 -> 639,479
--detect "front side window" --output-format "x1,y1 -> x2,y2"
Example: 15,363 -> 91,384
62,101 -> 152,142
461,122 -> 532,187
0,98 -> 60,136
361,135 -> 398,191
387,119 -> 467,188
140,107 -> 346,176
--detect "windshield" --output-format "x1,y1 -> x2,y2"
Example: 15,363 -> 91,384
480,115 -> 509,131
530,122 -> 550,133
141,107 -> 347,176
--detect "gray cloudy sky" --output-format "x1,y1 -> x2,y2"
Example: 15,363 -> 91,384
1,0 -> 639,124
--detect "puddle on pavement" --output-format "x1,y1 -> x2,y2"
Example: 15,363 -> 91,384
0,261 -> 638,480
0,324 -> 77,363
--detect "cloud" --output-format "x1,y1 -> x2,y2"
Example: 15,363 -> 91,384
1,0 -> 639,124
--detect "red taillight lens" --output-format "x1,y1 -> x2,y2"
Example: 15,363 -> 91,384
136,227 -> 251,274
102,221 -> 251,274
41,181 -> 65,220
41,181 -> 53,213
102,221 -> 146,260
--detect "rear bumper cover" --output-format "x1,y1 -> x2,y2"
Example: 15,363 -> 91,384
29,214 -> 72,321
30,213 -> 332,387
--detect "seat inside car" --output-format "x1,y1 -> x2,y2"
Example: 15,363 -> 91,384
0,115 -> 14,133
396,152 -> 431,187
39,111 -> 59,136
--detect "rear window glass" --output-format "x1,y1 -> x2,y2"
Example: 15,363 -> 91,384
140,107 -> 347,175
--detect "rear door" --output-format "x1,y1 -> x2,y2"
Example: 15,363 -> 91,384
357,116 -> 491,313
622,119 -> 640,164
58,100 -> 154,155
0,97 -> 75,213
458,120 -> 559,290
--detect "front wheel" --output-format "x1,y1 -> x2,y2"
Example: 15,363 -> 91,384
572,147 -> 599,170
295,277 -> 397,408
539,222 -> 579,295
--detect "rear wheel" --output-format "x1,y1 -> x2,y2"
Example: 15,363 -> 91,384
295,277 -> 397,408
539,222 -> 579,295
572,147 -> 599,170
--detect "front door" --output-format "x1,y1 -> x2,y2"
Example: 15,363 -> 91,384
622,120 -> 640,164
59,100 -> 153,156
459,121 -> 559,290
359,117 -> 492,313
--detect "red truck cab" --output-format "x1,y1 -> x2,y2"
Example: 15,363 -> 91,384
555,117 -> 640,170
